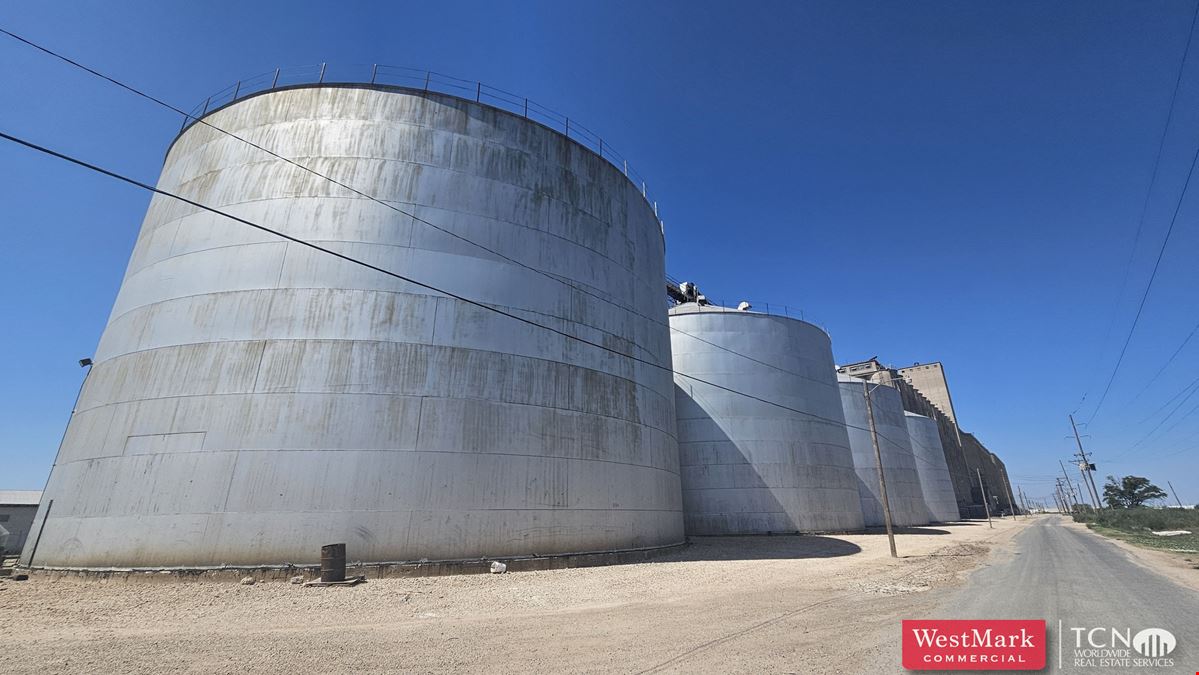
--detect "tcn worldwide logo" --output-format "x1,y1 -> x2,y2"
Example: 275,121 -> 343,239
902,620 -> 1046,670
1064,624 -> 1177,669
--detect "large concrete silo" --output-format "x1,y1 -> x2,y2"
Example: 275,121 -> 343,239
23,85 -> 682,569
837,376 -> 929,527
904,412 -> 962,523
670,306 -> 864,534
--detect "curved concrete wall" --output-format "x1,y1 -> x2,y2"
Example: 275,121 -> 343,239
904,412 -> 961,523
670,306 -> 864,534
837,377 -> 929,527
24,85 -> 682,568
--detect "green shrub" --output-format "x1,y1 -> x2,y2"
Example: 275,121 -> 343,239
1071,507 -> 1199,532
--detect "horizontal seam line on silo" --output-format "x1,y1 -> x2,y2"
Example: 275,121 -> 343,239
85,335 -> 674,407
101,290 -> 667,369
117,239 -> 656,334
71,386 -> 678,439
50,446 -> 682,477
47,507 -> 687,520
133,190 -> 655,291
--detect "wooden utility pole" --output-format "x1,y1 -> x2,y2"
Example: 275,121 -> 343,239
1167,480 -> 1185,509
1058,460 -> 1082,511
1003,480 -> 1018,519
976,468 -> 993,528
1054,479 -> 1069,514
863,380 -> 898,558
1069,414 -> 1103,508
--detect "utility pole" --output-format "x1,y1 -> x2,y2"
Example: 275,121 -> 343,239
1075,459 -> 1098,509
1069,414 -> 1103,508
976,468 -> 993,528
863,380 -> 898,558
1004,478 -> 1019,519
1167,480 -> 1185,509
1058,460 -> 1082,511
1054,478 -> 1071,515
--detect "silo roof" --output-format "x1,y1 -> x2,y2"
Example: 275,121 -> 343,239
0,490 -> 42,505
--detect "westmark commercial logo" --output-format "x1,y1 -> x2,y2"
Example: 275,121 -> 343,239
902,620 -> 1046,670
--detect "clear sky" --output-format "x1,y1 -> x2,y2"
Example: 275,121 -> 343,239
2,1 -> 1197,506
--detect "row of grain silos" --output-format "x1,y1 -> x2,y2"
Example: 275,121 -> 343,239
671,306 -> 962,535
22,81 -> 960,572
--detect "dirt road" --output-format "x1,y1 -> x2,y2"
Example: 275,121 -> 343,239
3,518 -> 1026,674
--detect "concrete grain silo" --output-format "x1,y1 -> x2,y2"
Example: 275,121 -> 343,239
22,84 -> 682,569
904,412 -> 961,523
837,376 -> 929,527
670,306 -> 864,534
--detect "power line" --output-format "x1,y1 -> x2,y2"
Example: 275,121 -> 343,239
0,25 -> 854,395
1109,375 -> 1199,459
1086,0 -> 1199,413
1086,127 -> 1199,426
2,128 -> 963,470
1123,317 -> 1199,407
1139,372 -> 1199,424
1084,4 -> 1199,425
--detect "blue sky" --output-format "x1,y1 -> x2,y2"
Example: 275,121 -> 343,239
2,1 -> 1197,506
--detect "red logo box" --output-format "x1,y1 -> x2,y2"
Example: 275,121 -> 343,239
902,620 -> 1046,670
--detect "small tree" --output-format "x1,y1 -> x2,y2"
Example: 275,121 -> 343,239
1103,475 -> 1167,509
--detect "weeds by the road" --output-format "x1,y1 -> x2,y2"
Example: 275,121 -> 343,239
1073,508 -> 1199,562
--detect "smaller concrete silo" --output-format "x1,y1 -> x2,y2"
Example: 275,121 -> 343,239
671,305 -> 865,534
904,412 -> 962,523
837,376 -> 929,527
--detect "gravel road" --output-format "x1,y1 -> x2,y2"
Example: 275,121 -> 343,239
864,515 -> 1199,674
2,518 -> 1027,673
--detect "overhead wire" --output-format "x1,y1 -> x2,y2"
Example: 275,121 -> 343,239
1083,2 -> 1199,425
1122,317 -> 1199,408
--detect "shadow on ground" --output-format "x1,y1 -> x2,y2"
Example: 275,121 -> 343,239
656,535 -> 862,562
857,526 -> 952,535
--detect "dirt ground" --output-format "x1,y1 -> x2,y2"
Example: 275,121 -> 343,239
1,517 -> 1029,674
